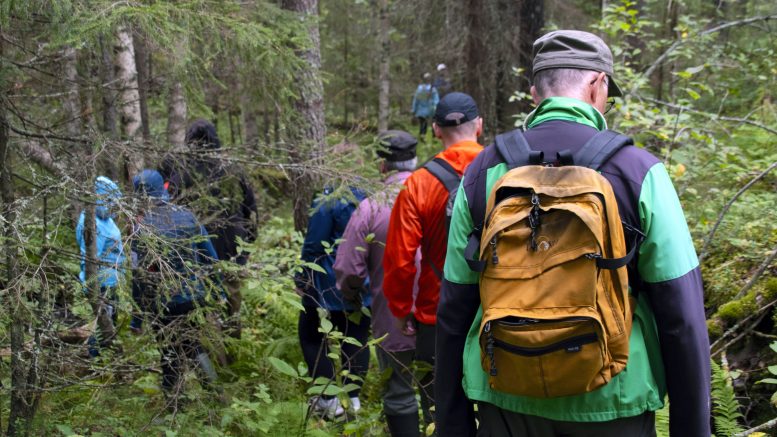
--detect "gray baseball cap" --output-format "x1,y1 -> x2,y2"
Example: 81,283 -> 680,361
532,30 -> 622,97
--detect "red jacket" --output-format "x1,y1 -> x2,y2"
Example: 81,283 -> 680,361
383,141 -> 482,325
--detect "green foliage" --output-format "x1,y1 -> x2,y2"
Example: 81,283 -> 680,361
711,359 -> 745,436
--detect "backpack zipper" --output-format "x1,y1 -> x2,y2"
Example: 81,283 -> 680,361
485,321 -> 497,376
492,333 -> 598,357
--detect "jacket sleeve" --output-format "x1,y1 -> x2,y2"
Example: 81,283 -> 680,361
432,87 -> 440,108
196,224 -> 220,264
436,178 -> 480,437
295,197 -> 335,291
333,201 -> 369,295
383,182 -> 422,319
76,212 -> 86,281
637,163 -> 710,437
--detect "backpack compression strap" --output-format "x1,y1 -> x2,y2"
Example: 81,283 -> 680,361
573,129 -> 633,171
424,157 -> 461,193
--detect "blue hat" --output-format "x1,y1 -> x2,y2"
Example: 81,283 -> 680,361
133,169 -> 170,200
433,92 -> 480,127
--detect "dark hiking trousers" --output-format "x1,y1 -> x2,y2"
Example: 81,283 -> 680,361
416,322 -> 436,427
298,305 -> 371,398
377,348 -> 418,416
152,299 -> 207,391
476,402 -> 656,437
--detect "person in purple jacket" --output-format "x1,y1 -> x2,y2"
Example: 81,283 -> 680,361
334,130 -> 422,437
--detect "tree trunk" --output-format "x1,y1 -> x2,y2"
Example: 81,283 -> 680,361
241,85 -> 259,149
167,80 -> 187,150
2,47 -> 34,435
377,0 -> 390,132
99,36 -> 119,181
114,25 -> 143,182
62,46 -> 81,138
515,0 -> 544,115
133,29 -> 151,143
282,0 -> 326,232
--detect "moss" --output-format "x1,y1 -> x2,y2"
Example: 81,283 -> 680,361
716,293 -> 759,324
707,318 -> 724,339
763,277 -> 777,301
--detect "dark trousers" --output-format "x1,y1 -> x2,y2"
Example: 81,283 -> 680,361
377,348 -> 418,416
151,300 -> 206,391
416,322 -> 436,426
417,117 -> 430,136
298,306 -> 371,398
476,402 -> 656,437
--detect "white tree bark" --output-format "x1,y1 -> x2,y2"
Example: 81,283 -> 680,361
114,26 -> 143,178
166,80 -> 187,150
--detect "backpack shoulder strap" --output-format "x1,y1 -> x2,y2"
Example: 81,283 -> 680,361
424,157 -> 461,192
495,130 -> 543,169
574,129 -> 633,170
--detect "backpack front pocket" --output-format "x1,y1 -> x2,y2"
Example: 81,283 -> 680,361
480,316 -> 608,398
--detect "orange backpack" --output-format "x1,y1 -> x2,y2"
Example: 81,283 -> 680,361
465,130 -> 642,398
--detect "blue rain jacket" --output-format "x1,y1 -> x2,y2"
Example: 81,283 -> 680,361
295,186 -> 370,311
412,84 -> 439,118
76,176 -> 125,289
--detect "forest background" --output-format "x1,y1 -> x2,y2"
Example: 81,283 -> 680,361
0,0 -> 775,435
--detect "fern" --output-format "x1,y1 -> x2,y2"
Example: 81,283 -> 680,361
655,400 -> 670,437
711,359 -> 745,436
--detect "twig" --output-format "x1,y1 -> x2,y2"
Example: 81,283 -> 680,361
636,15 -> 777,94
699,162 -> 777,262
711,298 -> 777,355
734,245 -> 777,300
734,417 -> 777,437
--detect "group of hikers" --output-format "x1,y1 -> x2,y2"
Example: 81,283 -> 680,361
76,120 -> 257,408
295,30 -> 709,437
77,30 -> 710,436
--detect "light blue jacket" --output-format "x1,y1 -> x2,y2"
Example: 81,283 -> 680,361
412,84 -> 439,118
76,176 -> 125,289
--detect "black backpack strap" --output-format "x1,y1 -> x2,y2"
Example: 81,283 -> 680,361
574,129 -> 633,171
595,222 -> 645,270
424,157 -> 461,193
495,130 -> 542,169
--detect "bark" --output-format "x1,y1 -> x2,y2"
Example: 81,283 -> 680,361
99,36 -> 119,181
515,0 -> 544,115
463,0 -> 485,114
166,80 -> 187,150
377,0 -> 390,132
132,29 -> 152,142
62,46 -> 81,138
114,25 -> 143,182
17,140 -> 67,178
241,86 -> 259,149
282,0 -> 326,232
2,48 -> 33,434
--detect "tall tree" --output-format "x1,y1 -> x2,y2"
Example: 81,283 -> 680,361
377,0 -> 390,132
167,81 -> 187,149
282,0 -> 326,232
114,25 -> 143,181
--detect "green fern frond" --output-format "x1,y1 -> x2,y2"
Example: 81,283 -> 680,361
711,359 -> 745,436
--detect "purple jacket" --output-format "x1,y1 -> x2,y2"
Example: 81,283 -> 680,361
335,171 -> 418,352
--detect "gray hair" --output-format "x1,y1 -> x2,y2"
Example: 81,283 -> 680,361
386,157 -> 418,172
438,117 -> 480,137
533,68 -> 595,100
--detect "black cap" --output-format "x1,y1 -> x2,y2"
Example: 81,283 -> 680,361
434,92 -> 480,127
376,130 -> 418,162
532,30 -> 622,97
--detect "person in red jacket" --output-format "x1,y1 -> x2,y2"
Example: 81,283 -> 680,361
383,92 -> 483,428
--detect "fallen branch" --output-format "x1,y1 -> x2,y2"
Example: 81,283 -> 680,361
699,162 -> 777,262
734,245 -> 777,300
711,298 -> 777,355
635,15 -> 777,94
734,417 -> 777,437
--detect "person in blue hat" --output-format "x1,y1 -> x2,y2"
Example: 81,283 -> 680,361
130,169 -> 223,408
76,176 -> 125,357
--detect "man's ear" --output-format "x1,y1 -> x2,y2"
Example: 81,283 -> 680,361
530,86 -> 541,105
589,71 -> 607,106
476,117 -> 484,137
433,123 -> 442,139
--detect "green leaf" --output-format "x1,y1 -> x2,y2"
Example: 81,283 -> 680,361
267,357 -> 298,378
686,89 -> 700,100
307,384 -> 342,396
342,336 -> 363,347
769,365 -> 777,375
305,261 -> 327,274
320,317 -> 333,333
757,378 -> 777,384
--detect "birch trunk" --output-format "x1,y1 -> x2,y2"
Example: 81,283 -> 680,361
114,26 -> 143,181
167,81 -> 187,150
377,0 -> 390,132
282,0 -> 326,232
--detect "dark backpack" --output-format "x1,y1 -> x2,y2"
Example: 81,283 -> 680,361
422,157 -> 461,278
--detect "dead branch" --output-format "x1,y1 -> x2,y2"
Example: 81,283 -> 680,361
636,15 -> 777,94
734,245 -> 777,300
14,139 -> 68,178
711,298 -> 777,355
734,417 -> 777,437
699,162 -> 777,262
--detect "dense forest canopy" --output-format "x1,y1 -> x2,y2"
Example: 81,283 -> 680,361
0,0 -> 775,435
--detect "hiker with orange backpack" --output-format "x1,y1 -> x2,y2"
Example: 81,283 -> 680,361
383,92 -> 483,430
436,30 -> 710,436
